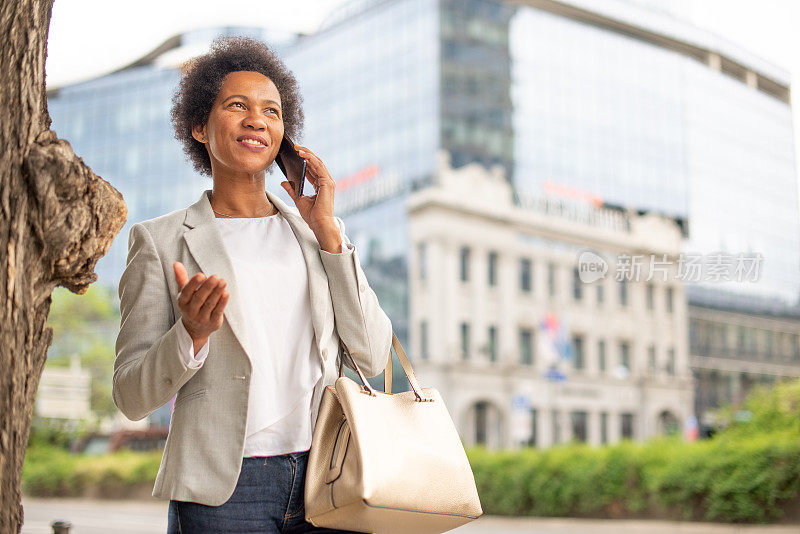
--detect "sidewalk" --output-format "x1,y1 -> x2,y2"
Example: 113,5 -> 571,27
454,516 -> 800,533
20,497 -> 800,534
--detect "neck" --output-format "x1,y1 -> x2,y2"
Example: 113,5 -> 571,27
210,179 -> 275,218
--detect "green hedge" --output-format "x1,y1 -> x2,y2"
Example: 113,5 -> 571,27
467,430 -> 800,523
468,378 -> 800,523
23,379 -> 800,523
22,444 -> 162,498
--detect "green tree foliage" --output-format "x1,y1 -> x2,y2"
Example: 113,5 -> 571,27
46,284 -> 117,357
713,378 -> 800,439
81,340 -> 119,417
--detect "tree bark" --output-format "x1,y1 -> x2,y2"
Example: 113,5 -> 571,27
0,1 -> 127,532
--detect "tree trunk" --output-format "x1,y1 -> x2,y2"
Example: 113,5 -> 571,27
0,1 -> 127,532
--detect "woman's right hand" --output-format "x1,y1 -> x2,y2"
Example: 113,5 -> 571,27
173,262 -> 230,349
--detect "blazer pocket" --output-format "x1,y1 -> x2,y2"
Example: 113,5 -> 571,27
173,387 -> 206,409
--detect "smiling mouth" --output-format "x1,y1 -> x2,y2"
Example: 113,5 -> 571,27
238,139 -> 268,151
240,139 -> 266,147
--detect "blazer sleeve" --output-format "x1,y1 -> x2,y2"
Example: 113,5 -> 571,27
113,223 -> 202,421
318,216 -> 392,378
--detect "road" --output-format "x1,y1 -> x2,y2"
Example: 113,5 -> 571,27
20,497 -> 799,534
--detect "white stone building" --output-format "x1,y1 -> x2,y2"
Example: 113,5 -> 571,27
407,155 -> 694,449
35,355 -> 92,422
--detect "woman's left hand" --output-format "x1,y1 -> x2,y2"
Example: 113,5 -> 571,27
280,144 -> 336,234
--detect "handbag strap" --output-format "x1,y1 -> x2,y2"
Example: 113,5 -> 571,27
337,332 -> 431,402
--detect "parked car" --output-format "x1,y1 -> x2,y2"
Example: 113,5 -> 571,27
71,427 -> 168,455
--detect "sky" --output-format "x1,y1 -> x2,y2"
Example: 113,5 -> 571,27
45,0 -> 348,87
44,0 -> 800,205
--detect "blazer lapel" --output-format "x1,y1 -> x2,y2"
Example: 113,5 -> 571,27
182,190 -> 252,362
181,189 -> 331,365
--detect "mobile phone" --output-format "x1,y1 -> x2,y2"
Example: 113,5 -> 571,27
275,135 -> 306,197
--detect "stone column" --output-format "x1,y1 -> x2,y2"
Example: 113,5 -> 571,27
608,410 -> 621,443
560,409 -> 572,443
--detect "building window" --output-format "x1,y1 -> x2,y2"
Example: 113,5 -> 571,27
783,332 -> 793,361
487,326 -> 497,362
747,327 -> 758,356
666,286 -> 674,313
721,324 -> 730,352
520,258 -> 532,292
547,262 -> 556,297
488,251 -> 498,287
600,412 -> 608,444
527,408 -> 538,447
460,322 -> 470,360
648,345 -> 656,375
620,341 -> 631,372
460,246 -> 470,282
766,330 -> 774,359
621,412 -> 635,439
519,328 -> 533,365
475,401 -> 488,445
597,282 -> 604,306
420,320 -> 429,360
572,335 -> 584,370
619,278 -> 628,306
570,411 -> 588,443
598,340 -> 606,372
646,283 -> 654,310
737,325 -> 746,352
667,348 -> 675,376
573,268 -> 583,301
418,242 -> 427,282
773,332 -> 783,360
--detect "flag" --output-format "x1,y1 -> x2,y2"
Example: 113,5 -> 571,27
685,414 -> 699,442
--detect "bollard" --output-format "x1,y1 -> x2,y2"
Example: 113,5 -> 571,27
50,519 -> 72,533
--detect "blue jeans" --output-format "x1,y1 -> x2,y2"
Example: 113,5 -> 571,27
167,449 -> 362,533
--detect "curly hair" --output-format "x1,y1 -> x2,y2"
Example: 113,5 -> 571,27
170,35 -> 304,177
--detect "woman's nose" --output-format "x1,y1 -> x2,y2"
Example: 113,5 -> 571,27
242,111 -> 267,130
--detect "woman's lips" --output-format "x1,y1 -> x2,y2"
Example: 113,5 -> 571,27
238,139 -> 268,152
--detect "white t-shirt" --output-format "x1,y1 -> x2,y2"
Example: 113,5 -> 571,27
174,210 -> 342,457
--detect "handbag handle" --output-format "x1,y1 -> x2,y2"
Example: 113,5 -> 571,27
337,332 -> 432,402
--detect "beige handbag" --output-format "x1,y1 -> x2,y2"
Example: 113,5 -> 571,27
304,333 -> 483,533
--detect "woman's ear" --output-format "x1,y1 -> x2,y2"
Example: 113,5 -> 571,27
191,124 -> 206,143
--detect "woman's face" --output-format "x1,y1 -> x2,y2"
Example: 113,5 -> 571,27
192,70 -> 284,179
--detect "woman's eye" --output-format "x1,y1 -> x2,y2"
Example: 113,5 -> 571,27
230,102 -> 244,109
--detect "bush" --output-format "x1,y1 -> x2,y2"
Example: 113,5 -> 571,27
715,379 -> 800,440
467,378 -> 800,524
22,444 -> 82,496
703,431 -> 800,523
467,447 -> 536,515
21,379 -> 800,520
467,433 -> 800,523
22,443 -> 162,499
26,417 -> 90,451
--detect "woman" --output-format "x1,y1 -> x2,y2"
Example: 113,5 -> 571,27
112,36 -> 392,533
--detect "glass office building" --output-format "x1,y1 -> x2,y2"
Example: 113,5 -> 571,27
284,0 -> 798,318
506,1 -> 798,313
47,1 -> 798,388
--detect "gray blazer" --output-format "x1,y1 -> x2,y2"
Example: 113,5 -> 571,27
113,188 -> 392,506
